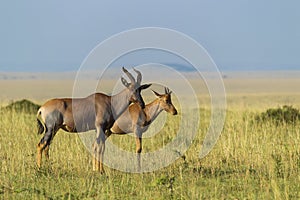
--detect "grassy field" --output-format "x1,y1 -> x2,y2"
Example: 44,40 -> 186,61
1,76 -> 300,199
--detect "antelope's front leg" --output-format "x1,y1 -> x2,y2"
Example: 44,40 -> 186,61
93,126 -> 106,173
135,137 -> 142,172
135,129 -> 142,172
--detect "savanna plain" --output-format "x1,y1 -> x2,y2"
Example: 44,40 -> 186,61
0,71 -> 300,199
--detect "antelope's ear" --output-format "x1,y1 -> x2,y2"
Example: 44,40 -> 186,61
139,84 -> 152,90
152,90 -> 163,97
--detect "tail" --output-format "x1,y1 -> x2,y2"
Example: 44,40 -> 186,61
36,109 -> 46,134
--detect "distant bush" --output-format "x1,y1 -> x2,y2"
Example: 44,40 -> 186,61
2,99 -> 40,114
255,105 -> 300,125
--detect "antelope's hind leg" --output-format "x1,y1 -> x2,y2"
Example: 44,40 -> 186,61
37,139 -> 47,168
37,110 -> 63,168
43,145 -> 50,161
92,142 -> 101,172
36,125 -> 59,168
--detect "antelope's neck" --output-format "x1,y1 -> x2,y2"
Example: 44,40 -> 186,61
144,100 -> 163,124
110,89 -> 131,118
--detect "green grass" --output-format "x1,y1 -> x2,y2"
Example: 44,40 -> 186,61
1,105 -> 300,199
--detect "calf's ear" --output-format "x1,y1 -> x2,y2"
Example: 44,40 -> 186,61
151,90 -> 163,97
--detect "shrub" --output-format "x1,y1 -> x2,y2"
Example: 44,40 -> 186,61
255,105 -> 300,125
2,99 -> 40,114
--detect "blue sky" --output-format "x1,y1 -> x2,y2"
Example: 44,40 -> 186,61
0,0 -> 300,72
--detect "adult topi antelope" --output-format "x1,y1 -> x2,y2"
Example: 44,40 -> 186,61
36,67 -> 151,173
106,87 -> 178,170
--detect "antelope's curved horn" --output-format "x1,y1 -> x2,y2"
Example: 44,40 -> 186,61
121,77 -> 130,87
133,67 -> 142,85
122,67 -> 135,83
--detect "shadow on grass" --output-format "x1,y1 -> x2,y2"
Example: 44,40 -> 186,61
192,164 -> 258,178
